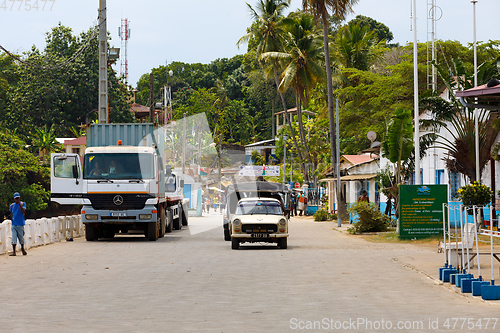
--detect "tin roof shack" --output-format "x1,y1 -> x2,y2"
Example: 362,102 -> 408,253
245,139 -> 276,164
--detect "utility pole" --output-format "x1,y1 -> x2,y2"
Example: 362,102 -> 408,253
182,112 -> 186,175
98,0 -> 108,123
413,0 -> 421,185
283,135 -> 287,186
218,132 -> 222,192
149,73 -> 154,122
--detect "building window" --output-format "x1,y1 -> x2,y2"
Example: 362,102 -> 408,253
436,169 -> 444,184
411,168 -> 423,185
450,171 -> 460,200
72,148 -> 80,154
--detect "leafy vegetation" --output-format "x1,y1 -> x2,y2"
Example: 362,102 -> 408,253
347,201 -> 390,234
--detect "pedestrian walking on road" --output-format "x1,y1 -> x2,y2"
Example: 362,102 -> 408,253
297,192 -> 305,216
9,192 -> 27,256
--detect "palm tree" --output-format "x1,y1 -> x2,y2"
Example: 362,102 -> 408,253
302,0 -> 357,185
238,0 -> 308,178
262,13 -> 325,182
333,21 -> 385,72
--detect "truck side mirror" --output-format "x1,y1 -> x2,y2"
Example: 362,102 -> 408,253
180,179 -> 185,188
72,164 -> 79,185
72,164 -> 79,178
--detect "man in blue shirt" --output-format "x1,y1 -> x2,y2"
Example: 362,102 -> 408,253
9,192 -> 27,256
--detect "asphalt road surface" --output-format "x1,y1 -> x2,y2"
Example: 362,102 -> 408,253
1,213 -> 499,332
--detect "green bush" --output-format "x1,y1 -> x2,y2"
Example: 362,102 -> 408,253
313,209 -> 337,222
313,209 -> 329,221
347,201 -> 389,234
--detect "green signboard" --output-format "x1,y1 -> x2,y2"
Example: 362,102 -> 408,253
398,185 -> 448,239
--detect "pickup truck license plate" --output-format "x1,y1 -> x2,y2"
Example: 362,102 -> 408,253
251,233 -> 269,238
111,212 -> 127,217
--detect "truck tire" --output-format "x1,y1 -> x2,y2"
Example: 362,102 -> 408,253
165,209 -> 173,233
85,224 -> 96,241
158,206 -> 165,238
147,221 -> 158,241
173,204 -> 182,230
231,238 -> 239,250
181,205 -> 188,226
278,238 -> 287,249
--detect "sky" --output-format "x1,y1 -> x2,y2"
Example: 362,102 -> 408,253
1,0 -> 499,88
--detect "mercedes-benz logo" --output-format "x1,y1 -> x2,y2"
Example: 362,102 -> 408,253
113,195 -> 124,206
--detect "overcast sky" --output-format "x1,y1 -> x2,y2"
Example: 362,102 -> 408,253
1,0 -> 498,87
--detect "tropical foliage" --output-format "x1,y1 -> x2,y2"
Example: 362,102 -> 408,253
458,182 -> 493,207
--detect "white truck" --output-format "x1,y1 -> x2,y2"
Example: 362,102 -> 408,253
50,123 -> 189,241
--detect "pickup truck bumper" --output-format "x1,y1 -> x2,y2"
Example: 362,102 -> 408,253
81,205 -> 157,223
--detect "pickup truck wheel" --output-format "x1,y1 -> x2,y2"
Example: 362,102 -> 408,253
224,228 -> 230,241
166,209 -> 173,233
231,238 -> 239,250
85,224 -> 96,241
278,238 -> 287,249
147,221 -> 158,241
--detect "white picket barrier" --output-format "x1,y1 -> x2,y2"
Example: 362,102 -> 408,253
0,215 -> 83,255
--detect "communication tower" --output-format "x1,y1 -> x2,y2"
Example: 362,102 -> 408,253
426,0 -> 442,91
118,18 -> 131,81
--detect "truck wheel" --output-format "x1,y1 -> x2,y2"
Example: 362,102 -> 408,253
158,207 -> 165,238
85,224 -> 96,241
166,209 -> 173,233
173,204 -> 182,230
181,205 -> 188,226
231,238 -> 239,250
224,228 -> 231,241
278,238 -> 287,249
147,221 -> 158,241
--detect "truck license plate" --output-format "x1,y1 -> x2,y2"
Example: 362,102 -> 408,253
251,233 -> 269,238
111,212 -> 126,217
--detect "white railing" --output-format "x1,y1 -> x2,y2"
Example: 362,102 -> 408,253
0,215 -> 83,255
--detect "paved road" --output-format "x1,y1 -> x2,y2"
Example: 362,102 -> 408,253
1,214 -> 499,332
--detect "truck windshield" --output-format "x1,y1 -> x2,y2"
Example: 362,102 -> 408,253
84,153 -> 154,179
235,201 -> 283,215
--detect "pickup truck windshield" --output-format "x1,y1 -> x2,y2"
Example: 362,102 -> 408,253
84,153 -> 154,179
235,201 -> 283,215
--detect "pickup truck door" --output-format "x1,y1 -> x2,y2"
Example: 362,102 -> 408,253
50,153 -> 85,204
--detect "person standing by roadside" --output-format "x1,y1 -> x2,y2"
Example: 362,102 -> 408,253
9,192 -> 27,256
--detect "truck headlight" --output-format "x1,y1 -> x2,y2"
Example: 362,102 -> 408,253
278,219 -> 287,226
232,219 -> 241,227
85,214 -> 98,220
139,214 -> 152,220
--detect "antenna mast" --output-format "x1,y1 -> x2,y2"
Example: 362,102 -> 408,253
119,18 -> 130,81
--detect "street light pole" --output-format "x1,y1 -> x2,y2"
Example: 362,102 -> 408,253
413,0 -> 421,185
472,0 -> 480,181
283,135 -> 287,186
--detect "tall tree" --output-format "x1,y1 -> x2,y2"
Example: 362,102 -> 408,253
262,12 -> 325,182
302,0 -> 358,183
238,0 -> 309,178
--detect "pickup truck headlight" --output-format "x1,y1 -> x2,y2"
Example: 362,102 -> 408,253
232,219 -> 241,227
278,219 -> 287,226
139,214 -> 152,220
85,214 -> 98,220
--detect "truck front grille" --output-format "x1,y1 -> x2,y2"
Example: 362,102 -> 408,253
88,194 -> 151,210
241,224 -> 278,234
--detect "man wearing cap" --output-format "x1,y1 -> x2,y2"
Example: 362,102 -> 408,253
9,192 -> 27,256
